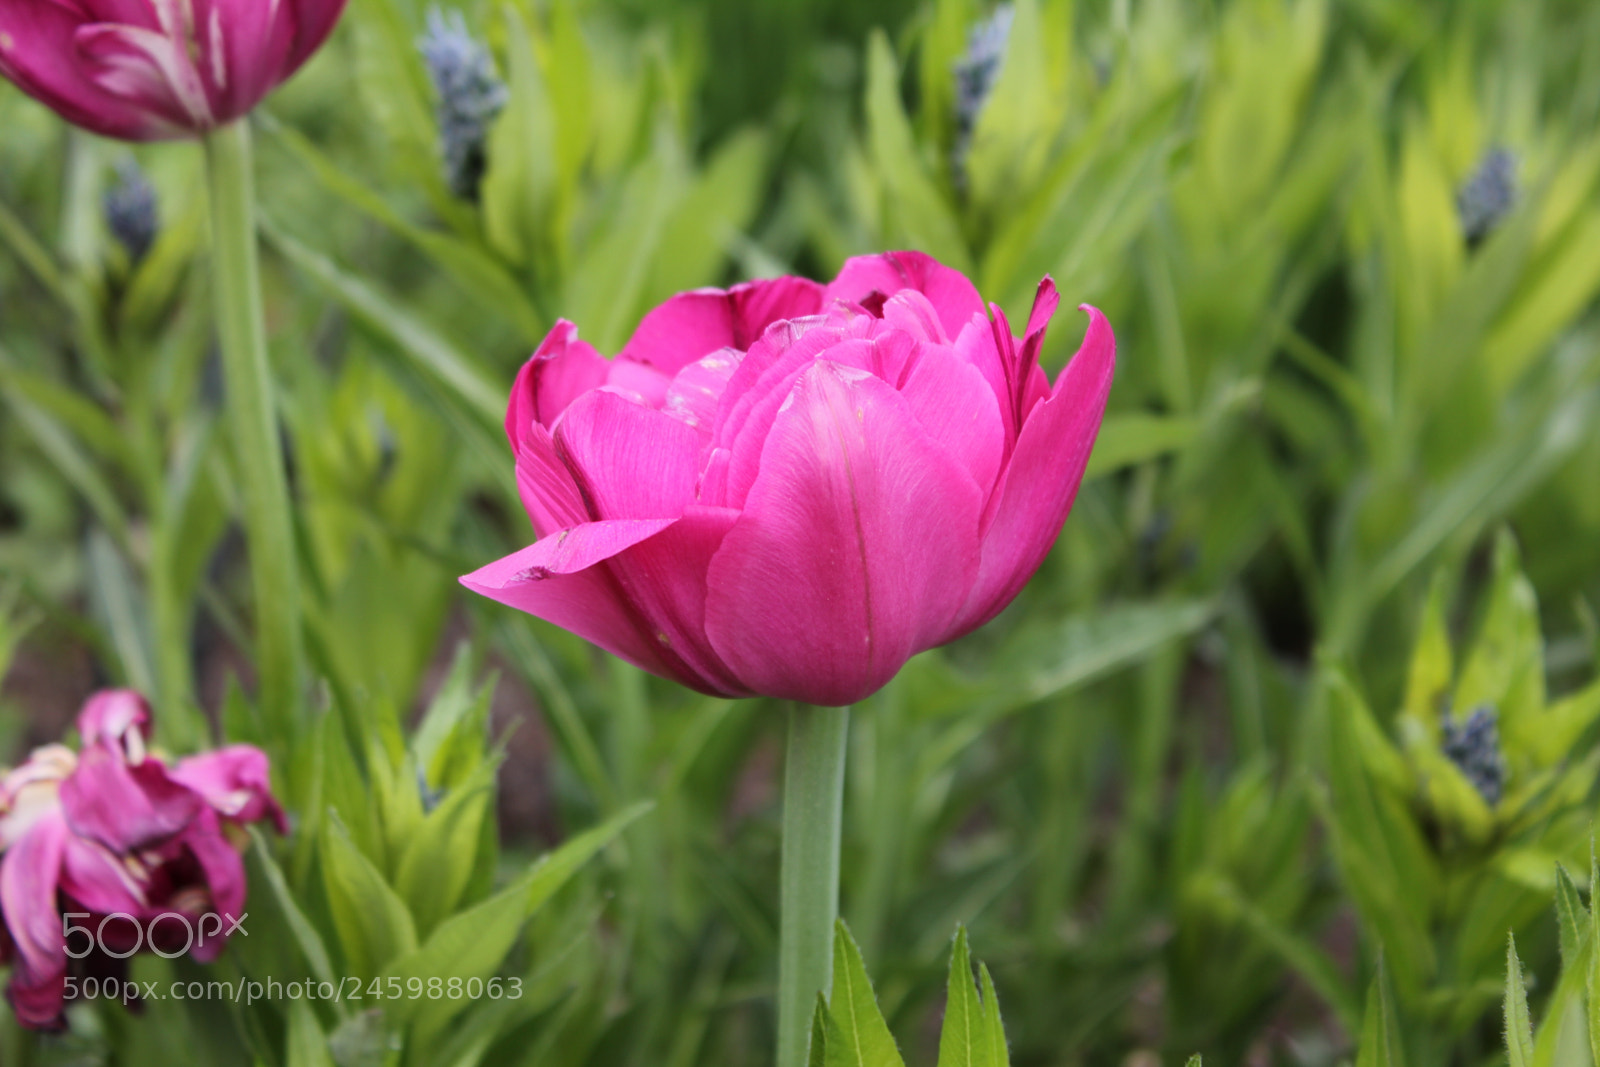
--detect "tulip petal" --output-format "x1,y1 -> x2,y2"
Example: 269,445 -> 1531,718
514,421 -> 589,539
180,808 -> 247,962
604,357 -> 672,408
953,305 -> 1115,634
554,389 -> 703,519
190,0 -> 293,120
712,317 -> 851,459
0,814 -> 69,1029
617,277 -> 826,375
1012,277 -> 1060,423
664,347 -> 743,431
283,0 -> 349,79
0,0 -> 175,138
59,744 -> 201,853
171,745 -> 287,832
506,321 -> 609,441
75,20 -> 214,129
880,289 -> 950,345
952,312 -> 1017,444
59,834 -> 149,914
900,342 -> 1005,494
75,688 -> 151,753
705,361 -> 983,705
460,520 -> 682,680
825,251 -> 986,341
600,505 -> 746,695
720,337 -> 881,510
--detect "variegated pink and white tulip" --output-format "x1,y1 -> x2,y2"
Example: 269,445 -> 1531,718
0,0 -> 346,140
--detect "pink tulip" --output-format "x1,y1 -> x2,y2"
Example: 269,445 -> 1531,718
463,251 -> 1115,707
0,0 -> 346,140
0,690 -> 285,1029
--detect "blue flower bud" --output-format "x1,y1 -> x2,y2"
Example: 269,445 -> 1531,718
1456,148 -> 1516,246
951,4 -> 1014,182
418,8 -> 509,202
1440,705 -> 1505,806
103,158 -> 159,266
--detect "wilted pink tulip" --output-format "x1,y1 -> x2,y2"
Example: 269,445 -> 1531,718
463,251 -> 1114,707
0,0 -> 346,140
0,690 -> 285,1029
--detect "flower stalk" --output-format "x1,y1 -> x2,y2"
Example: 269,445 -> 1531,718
203,120 -> 303,742
777,703 -> 849,1067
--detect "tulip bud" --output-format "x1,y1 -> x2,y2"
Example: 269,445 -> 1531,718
104,158 -> 159,267
418,8 -> 508,202
1456,148 -> 1516,247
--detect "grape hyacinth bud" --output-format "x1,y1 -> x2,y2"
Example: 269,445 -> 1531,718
418,8 -> 508,202
1440,705 -> 1505,806
103,158 -> 159,267
951,4 -> 1014,182
1456,148 -> 1516,247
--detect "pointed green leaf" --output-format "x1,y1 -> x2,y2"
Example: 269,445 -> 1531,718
261,222 -> 503,427
393,761 -> 496,937
0,364 -> 130,547
811,992 -> 830,1067
285,997 -> 336,1067
319,814 -> 418,978
1507,934 -> 1536,1067
248,828 -> 336,988
1589,842 -> 1600,1067
1356,955 -> 1405,1067
936,927 -> 989,1067
1456,530 -> 1544,732
965,0 -> 1064,213
481,3 -> 558,266
383,801 -> 651,1036
258,112 -> 543,339
825,920 -> 905,1067
863,30 -> 970,271
977,964 -> 1009,1067
409,642 -> 484,783
647,127 -> 768,304
1402,570 -> 1454,727
1556,864 -> 1586,974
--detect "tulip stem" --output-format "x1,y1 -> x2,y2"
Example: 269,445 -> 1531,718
777,702 -> 849,1067
203,120 -> 302,745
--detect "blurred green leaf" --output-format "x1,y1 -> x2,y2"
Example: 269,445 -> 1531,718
1085,414 -> 1199,478
260,111 -> 543,339
285,998 -> 336,1067
383,801 -> 651,1036
482,3 -> 558,269
320,813 -> 419,978
1355,955 -> 1405,1067
864,30 -> 970,272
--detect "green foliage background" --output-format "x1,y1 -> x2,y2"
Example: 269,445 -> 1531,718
4,0 -> 1600,1063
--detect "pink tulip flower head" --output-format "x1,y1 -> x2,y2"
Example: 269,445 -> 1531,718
0,0 -> 347,140
0,690 -> 285,1029
463,251 -> 1115,707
